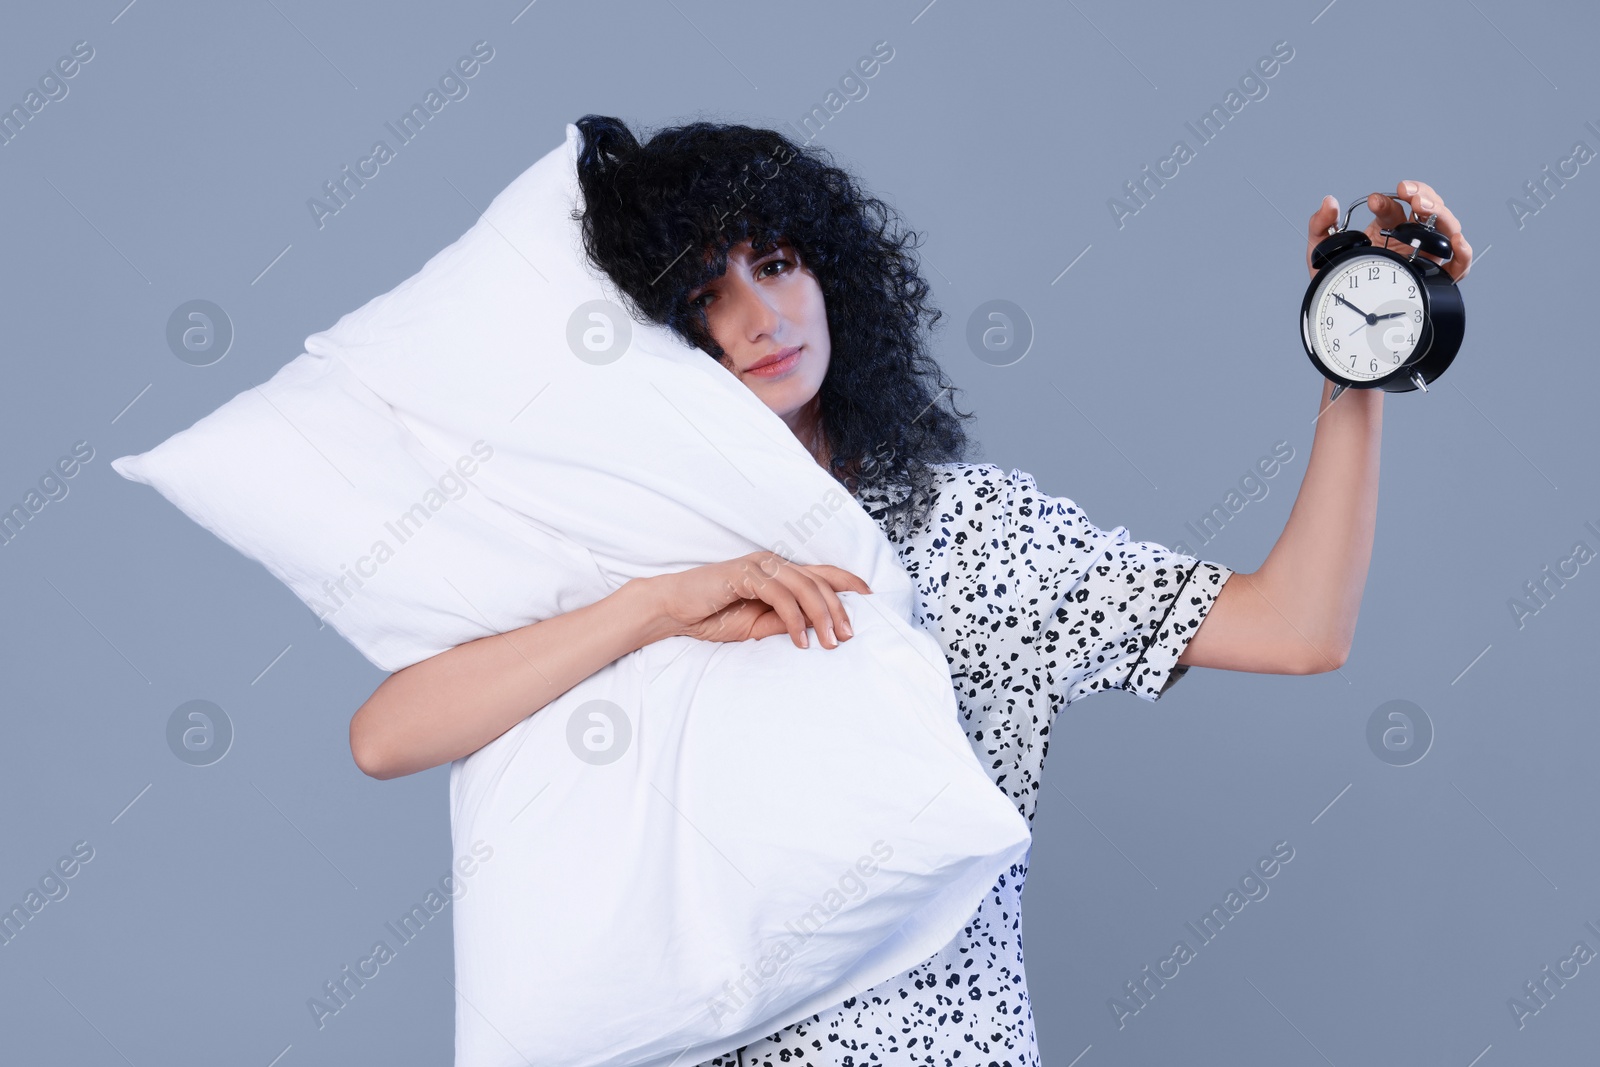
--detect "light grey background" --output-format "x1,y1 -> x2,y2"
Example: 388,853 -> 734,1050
3,1 -> 1596,1064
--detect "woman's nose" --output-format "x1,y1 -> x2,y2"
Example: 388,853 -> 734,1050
736,281 -> 781,339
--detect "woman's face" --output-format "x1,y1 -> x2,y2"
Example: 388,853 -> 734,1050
685,238 -> 831,432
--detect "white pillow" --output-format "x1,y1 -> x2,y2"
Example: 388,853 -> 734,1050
114,122 -> 1031,1067
111,352 -> 606,672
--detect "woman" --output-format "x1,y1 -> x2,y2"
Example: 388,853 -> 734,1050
349,114 -> 1471,1064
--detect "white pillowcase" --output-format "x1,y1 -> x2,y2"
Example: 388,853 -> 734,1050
114,122 -> 1031,1067
112,352 -> 605,672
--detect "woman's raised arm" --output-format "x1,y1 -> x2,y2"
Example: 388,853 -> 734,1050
1177,376 -> 1380,675
1178,180 -> 1471,676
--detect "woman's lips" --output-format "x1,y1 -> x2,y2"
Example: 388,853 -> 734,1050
745,345 -> 801,378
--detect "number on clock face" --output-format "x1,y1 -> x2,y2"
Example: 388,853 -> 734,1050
1309,254 -> 1426,381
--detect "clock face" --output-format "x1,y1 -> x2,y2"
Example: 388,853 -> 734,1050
1307,253 -> 1427,382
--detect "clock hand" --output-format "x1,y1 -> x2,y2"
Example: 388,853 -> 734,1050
1334,293 -> 1372,320
1349,310 -> 1410,336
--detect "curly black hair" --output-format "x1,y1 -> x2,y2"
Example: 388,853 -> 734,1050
569,113 -> 978,542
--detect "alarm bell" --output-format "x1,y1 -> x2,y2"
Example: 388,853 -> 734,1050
1384,214 -> 1453,263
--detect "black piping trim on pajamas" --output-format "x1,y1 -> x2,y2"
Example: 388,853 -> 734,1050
1118,557 -> 1203,692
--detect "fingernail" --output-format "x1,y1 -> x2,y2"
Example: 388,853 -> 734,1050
800,631 -> 809,648
1404,181 -> 1418,196
1418,196 -> 1434,210
840,619 -> 853,638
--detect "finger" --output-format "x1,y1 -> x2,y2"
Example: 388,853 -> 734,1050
1307,193 -> 1340,241
1392,179 -> 1461,251
1408,180 -> 1459,231
758,581 -> 809,647
1307,194 -> 1342,276
729,557 -> 809,647
745,612 -> 789,643
1447,233 -> 1473,281
1364,195 -> 1413,260
804,563 -> 872,595
1368,191 -> 1408,230
774,565 -> 840,648
1414,183 -> 1472,278
803,564 -> 875,638
733,602 -> 789,643
801,568 -> 853,643
1399,179 -> 1464,242
1402,179 -> 1444,215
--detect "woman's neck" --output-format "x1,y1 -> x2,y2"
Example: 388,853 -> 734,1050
786,396 -> 825,462
787,397 -> 857,492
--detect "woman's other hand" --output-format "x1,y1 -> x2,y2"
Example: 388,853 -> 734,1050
637,552 -> 871,650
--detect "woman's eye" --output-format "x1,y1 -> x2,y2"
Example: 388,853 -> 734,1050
688,253 -> 793,308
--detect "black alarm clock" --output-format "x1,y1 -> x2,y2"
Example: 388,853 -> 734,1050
1300,192 -> 1465,399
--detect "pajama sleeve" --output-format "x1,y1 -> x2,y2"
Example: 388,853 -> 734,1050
995,467 -> 1234,705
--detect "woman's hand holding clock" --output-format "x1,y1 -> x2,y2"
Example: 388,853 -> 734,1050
1299,180 -> 1472,392
1305,180 -> 1473,282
